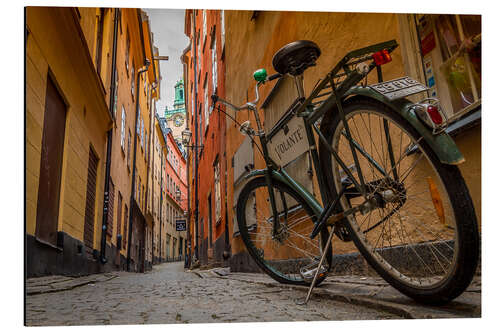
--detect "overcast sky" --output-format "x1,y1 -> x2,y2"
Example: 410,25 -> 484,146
144,8 -> 189,117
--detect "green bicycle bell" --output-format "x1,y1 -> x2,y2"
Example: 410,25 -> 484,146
253,68 -> 268,83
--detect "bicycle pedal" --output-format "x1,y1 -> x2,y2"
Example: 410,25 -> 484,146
300,262 -> 328,283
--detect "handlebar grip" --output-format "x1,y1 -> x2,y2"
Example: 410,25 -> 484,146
267,73 -> 282,81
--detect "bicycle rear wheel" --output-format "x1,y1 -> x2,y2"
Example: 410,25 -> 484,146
319,97 -> 479,304
236,176 -> 332,286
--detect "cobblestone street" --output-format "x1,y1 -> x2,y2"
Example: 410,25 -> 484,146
26,262 -> 403,326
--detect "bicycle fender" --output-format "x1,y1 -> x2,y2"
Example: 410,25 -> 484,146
343,86 -> 465,165
243,169 -> 323,217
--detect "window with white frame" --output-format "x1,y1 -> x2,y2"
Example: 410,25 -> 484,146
113,70 -> 119,118
203,10 -> 207,40
211,36 -> 217,113
204,83 -> 209,129
221,10 -> 225,49
131,61 -> 135,98
120,106 -> 126,150
140,117 -> 144,149
191,94 -> 194,116
214,160 -> 221,223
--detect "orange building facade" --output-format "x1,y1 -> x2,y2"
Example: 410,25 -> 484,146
183,9 -> 229,267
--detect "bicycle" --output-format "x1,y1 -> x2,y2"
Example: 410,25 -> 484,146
211,39 -> 479,304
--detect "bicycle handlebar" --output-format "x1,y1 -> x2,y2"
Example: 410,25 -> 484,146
212,72 -> 282,112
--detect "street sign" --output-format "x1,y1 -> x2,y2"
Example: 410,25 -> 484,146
176,218 -> 187,231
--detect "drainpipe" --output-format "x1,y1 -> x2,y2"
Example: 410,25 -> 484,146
191,10 -> 200,261
100,8 -> 120,264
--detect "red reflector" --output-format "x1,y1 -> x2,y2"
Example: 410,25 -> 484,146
372,49 -> 392,66
427,105 -> 443,125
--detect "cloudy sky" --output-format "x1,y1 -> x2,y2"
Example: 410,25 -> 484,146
144,8 -> 189,117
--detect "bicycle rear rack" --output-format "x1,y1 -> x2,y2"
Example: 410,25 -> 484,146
301,39 -> 399,116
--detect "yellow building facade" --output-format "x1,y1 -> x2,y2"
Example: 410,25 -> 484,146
26,7 -> 161,276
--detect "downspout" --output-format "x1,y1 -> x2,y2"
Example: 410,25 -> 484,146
146,32 -> 159,266
180,47 -> 191,267
192,10 -> 200,261
126,9 -> 150,272
100,8 -> 119,264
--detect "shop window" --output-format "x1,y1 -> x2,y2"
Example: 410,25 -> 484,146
414,14 -> 481,118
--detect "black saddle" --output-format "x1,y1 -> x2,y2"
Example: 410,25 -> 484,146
272,40 -> 321,76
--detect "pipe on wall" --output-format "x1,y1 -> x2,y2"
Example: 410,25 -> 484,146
99,8 -> 120,264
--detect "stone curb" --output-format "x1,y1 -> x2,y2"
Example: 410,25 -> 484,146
27,273 -> 118,296
201,268 -> 480,319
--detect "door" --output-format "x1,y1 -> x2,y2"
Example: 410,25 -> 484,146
84,146 -> 99,254
35,75 -> 67,246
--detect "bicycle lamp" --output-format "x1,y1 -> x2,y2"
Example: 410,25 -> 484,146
253,68 -> 268,83
411,98 -> 447,134
372,49 -> 392,66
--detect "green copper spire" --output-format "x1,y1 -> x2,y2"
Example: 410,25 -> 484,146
165,78 -> 186,118
173,79 -> 185,110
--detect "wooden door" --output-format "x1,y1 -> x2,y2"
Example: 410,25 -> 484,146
35,75 -> 67,246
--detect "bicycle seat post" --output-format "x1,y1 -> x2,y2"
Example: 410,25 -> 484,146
293,74 -> 305,99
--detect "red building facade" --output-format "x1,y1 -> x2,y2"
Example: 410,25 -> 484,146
183,9 -> 228,267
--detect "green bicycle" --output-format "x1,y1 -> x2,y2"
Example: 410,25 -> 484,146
212,40 -> 479,304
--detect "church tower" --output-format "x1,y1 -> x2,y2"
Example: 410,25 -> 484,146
164,79 -> 186,147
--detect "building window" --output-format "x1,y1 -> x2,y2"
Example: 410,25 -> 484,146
127,130 -> 131,168
211,35 -> 218,111
202,10 -> 207,40
204,82 -> 209,129
125,28 -> 130,73
120,106 -> 126,150
140,117 -> 144,149
131,61 -> 135,98
145,131 -> 148,159
113,70 -> 119,118
214,160 -> 221,223
221,10 -> 225,49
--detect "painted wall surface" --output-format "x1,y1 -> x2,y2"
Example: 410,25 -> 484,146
105,9 -> 158,266
184,9 -> 228,265
163,130 -> 188,259
26,7 -> 161,275
26,7 -> 111,246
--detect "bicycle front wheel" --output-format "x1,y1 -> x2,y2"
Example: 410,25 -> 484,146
236,177 -> 332,286
319,97 -> 479,304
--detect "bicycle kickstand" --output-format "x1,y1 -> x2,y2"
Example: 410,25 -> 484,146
296,224 -> 337,305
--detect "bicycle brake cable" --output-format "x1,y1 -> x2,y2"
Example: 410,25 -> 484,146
215,105 -> 266,159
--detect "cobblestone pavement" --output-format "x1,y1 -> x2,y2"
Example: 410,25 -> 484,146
26,262 -> 400,326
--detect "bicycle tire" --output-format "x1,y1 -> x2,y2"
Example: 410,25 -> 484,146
236,176 -> 332,286
319,97 -> 479,304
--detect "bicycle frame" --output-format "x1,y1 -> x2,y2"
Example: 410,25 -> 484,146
229,39 -> 465,239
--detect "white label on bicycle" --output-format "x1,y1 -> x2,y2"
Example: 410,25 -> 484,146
369,76 -> 428,100
268,115 -> 309,167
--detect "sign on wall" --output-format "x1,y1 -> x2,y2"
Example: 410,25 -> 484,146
176,219 -> 186,231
